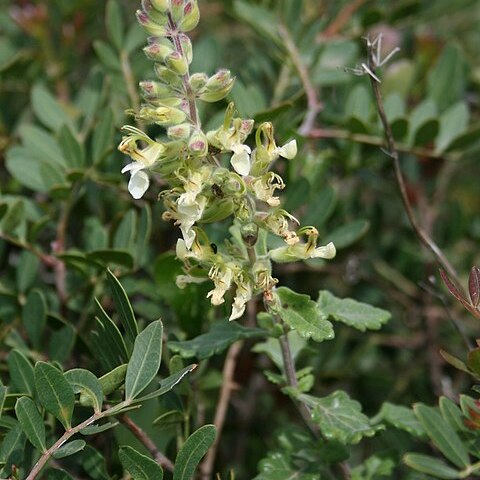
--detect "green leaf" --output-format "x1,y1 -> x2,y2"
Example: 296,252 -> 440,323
276,287 -> 334,343
80,421 -> 119,436
439,397 -> 469,433
113,210 -> 137,251
119,446 -> 164,480
93,40 -> 121,71
467,348 -> 480,377
168,321 -> 265,360
134,365 -> 196,402
255,451 -> 318,480
317,290 -> 391,332
53,440 -> 86,459
325,220 -> 370,249
302,390 -> 382,444
106,0 -> 124,51
58,125 -> 85,168
99,364 -> 127,396
92,108 -> 114,164
0,199 -> 24,234
7,349 -> 35,396
87,250 -> 134,269
252,332 -> 307,370
106,269 -> 139,345
376,402 -> 425,437
49,324 -> 76,363
0,386 -> 6,418
22,289 -> 47,349
403,453 -> 462,479
427,43 -> 466,110
15,397 -> 46,452
43,468 -> 74,479
19,125 -> 67,168
65,369 -> 103,413
153,410 -> 184,430
35,362 -> 75,430
78,445 -> 110,480
0,425 -> 26,477
414,403 -> 470,468
173,425 -> 216,480
17,251 -> 41,293
412,118 -> 439,147
233,1 -> 280,45
6,146 -> 49,193
125,320 -> 163,400
31,84 -> 73,132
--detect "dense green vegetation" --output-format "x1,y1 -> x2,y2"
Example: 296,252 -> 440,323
1,1 -> 480,478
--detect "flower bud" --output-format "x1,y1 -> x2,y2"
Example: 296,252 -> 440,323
150,0 -> 169,13
179,1 -> 200,32
136,9 -> 167,36
141,0 -> 168,23
199,70 -> 235,102
166,51 -> 189,75
189,72 -> 208,93
139,80 -> 170,98
147,96 -> 183,107
179,33 -> 193,64
170,0 -> 185,23
138,105 -> 187,125
241,223 -> 259,247
154,64 -> 182,87
167,123 -> 191,140
143,39 -> 173,61
188,130 -> 209,156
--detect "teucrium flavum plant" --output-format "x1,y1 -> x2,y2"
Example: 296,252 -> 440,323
120,0 -> 336,321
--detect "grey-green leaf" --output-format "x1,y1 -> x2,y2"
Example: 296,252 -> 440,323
106,269 -> 139,345
125,320 -> 163,400
0,386 -> 6,418
7,349 -> 35,396
168,322 -> 265,360
119,445 -> 164,480
404,453 -> 462,479
52,440 -> 86,459
15,397 -> 46,452
64,369 -> 103,413
31,84 -> 73,132
317,290 -> 391,332
80,421 -> 119,436
376,402 -> 425,437
276,287 -> 334,343
173,425 -> 216,480
22,289 -> 46,350
106,0 -> 124,51
99,364 -> 128,396
302,390 -> 382,444
414,403 -> 470,468
35,362 -> 75,430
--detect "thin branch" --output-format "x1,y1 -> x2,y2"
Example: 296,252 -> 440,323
366,48 -> 462,289
278,24 -> 322,136
309,127 -> 458,161
121,414 -> 174,472
200,340 -> 243,479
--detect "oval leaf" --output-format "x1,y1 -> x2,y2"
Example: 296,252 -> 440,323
173,425 -> 216,480
64,369 -> 103,413
35,362 -> 75,430
404,453 -> 462,479
119,445 -> 163,480
125,320 -> 163,400
15,397 -> 46,452
52,440 -> 86,459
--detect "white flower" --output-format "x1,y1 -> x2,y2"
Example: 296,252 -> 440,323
177,195 -> 207,249
274,139 -> 297,159
311,242 -> 336,259
230,144 -> 251,176
252,172 -> 285,206
121,162 -> 150,199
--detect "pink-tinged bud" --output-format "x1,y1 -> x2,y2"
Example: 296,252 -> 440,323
167,123 -> 191,140
188,130 -> 209,156
166,52 -> 189,75
139,80 -> 170,97
141,0 -> 169,23
136,9 -> 167,36
170,0 -> 185,23
199,70 -> 235,102
143,40 -> 173,61
179,1 -> 200,32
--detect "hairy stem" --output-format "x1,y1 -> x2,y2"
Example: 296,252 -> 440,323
167,14 -> 199,127
121,414 -> 174,471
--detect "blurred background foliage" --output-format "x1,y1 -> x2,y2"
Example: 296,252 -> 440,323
0,0 -> 480,478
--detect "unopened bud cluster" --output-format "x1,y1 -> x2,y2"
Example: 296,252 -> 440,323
119,0 -> 335,320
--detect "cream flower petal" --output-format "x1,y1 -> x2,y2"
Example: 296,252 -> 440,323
312,242 -> 336,259
230,144 -> 251,176
128,169 -> 150,199
276,139 -> 297,159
